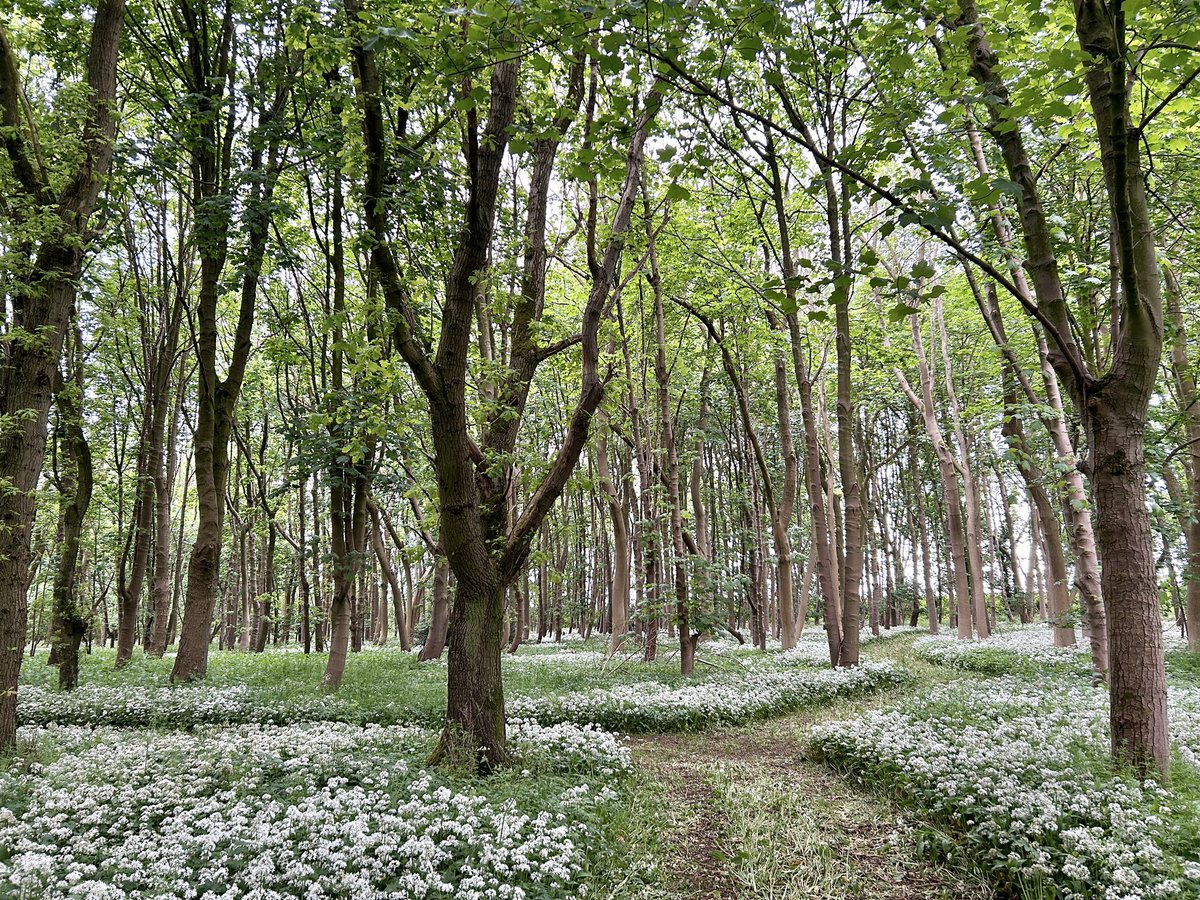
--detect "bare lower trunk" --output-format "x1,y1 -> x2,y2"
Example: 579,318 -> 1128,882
51,331 -> 94,692
1039,337 -> 1108,673
430,571 -> 508,769
147,374 -> 183,656
419,555 -> 451,661
911,427 -> 939,633
1164,268 -> 1200,651
325,586 -> 352,687
596,410 -> 629,654
1091,399 -> 1168,772
171,428 -> 224,680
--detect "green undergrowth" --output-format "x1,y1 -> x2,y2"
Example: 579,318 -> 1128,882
17,643 -> 705,728
809,673 -> 1200,899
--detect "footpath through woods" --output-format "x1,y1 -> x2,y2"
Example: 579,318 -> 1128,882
632,638 -> 994,900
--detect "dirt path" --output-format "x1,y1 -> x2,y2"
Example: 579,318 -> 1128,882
627,648 -> 992,900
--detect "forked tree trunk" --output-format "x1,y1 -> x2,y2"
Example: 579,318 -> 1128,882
171,52 -> 288,680
961,0 -> 1164,771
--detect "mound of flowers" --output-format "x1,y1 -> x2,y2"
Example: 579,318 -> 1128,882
509,661 -> 903,732
0,720 -> 629,899
502,650 -> 609,668
810,676 -> 1200,899
14,682 -> 442,729
912,626 -> 1091,675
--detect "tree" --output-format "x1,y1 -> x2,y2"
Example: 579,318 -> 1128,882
0,0 -> 125,750
345,1 -> 681,768
170,0 -> 295,681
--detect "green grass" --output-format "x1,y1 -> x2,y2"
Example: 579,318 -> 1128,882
17,641 -> 745,728
1168,649 -> 1200,687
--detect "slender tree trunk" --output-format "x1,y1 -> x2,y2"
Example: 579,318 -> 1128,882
419,553 -> 451,661
171,21 -> 289,680
51,329 -> 94,691
1164,266 -> 1200,650
596,398 -> 630,654
898,317 -> 974,639
649,219 -> 696,674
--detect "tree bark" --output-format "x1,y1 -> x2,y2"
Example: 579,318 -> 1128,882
50,328 -> 94,691
961,0 -> 1164,772
0,0 -> 125,748
171,19 -> 290,680
1164,266 -> 1200,650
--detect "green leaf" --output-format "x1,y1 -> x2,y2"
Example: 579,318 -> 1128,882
664,183 -> 691,203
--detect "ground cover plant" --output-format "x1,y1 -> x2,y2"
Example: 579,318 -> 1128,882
510,661 -> 904,732
1,719 -> 633,899
911,627 -> 1092,676
15,635 -> 910,732
914,626 -> 1194,681
810,674 -> 1200,899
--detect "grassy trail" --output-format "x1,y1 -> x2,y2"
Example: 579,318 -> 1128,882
625,633 -> 992,900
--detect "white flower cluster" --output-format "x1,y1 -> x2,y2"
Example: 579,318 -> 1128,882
1,720 -> 627,899
1167,688 -> 1200,767
508,719 -> 631,777
810,677 -> 1200,899
912,626 -> 1090,675
502,650 -> 610,668
914,623 -> 1189,677
508,661 -> 902,732
15,683 -> 372,728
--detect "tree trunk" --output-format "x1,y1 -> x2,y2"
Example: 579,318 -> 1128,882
897,317 -> 974,639
596,399 -> 630,654
0,0 -> 125,748
649,216 -> 697,674
51,329 -> 94,691
419,554 -> 451,661
1164,266 -> 1200,650
171,23 -> 289,681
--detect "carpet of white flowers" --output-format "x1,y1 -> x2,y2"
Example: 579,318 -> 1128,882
810,675 -> 1200,899
0,719 -> 631,899
14,682 -> 383,729
509,661 -> 903,731
914,624 -> 1191,676
912,625 -> 1091,675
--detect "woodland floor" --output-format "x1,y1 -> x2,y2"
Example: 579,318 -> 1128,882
627,641 -> 994,900
19,630 -> 1166,899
